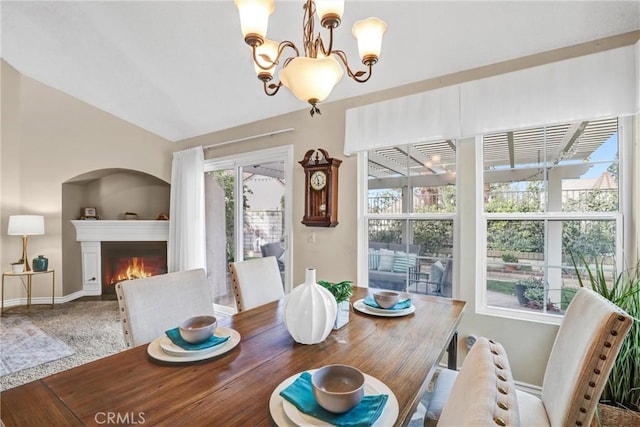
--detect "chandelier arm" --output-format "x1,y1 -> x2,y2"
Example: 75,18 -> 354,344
332,50 -> 374,83
302,0 -> 315,57
251,41 -> 300,71
316,26 -> 334,57
264,80 -> 283,97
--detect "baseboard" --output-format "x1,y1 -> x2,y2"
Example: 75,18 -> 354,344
515,380 -> 542,398
214,304 -> 237,317
2,289 -> 102,309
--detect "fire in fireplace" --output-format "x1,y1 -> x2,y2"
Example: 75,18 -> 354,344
101,241 -> 167,293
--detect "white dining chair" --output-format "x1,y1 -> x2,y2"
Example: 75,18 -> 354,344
229,256 -> 284,312
115,268 -> 215,347
426,288 -> 633,427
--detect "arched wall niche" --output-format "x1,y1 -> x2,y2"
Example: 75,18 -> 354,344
61,168 -> 170,296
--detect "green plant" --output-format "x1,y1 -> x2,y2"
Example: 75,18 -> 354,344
10,258 -> 24,265
317,280 -> 353,304
515,276 -> 559,311
571,253 -> 640,412
501,252 -> 519,263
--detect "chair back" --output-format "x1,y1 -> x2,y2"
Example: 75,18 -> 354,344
541,287 -> 633,426
230,256 -> 284,312
115,268 -> 214,347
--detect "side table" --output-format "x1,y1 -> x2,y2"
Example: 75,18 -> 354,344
1,270 -> 55,315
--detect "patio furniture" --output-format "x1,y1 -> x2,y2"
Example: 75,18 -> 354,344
229,256 -> 284,312
115,268 -> 214,348
425,287 -> 633,427
368,242 -> 421,291
260,242 -> 285,282
409,259 -> 453,297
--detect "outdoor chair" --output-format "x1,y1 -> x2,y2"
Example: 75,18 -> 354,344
409,259 -> 452,297
115,268 -> 215,348
260,242 -> 285,282
230,256 -> 284,312
426,287 -> 633,427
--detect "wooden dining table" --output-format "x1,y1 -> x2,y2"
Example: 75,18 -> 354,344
0,288 -> 465,427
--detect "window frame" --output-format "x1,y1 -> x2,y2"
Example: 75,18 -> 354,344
358,146 -> 459,295
476,117 -> 628,324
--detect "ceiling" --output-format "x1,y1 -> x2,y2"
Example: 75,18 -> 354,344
2,1 -> 638,142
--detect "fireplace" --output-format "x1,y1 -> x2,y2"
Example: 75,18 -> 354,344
101,241 -> 167,294
71,220 -> 169,296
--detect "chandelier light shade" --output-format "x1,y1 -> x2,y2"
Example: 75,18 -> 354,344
235,0 -> 274,45
8,215 -> 45,272
252,38 -> 279,80
234,0 -> 387,116
352,17 -> 387,64
280,56 -> 344,110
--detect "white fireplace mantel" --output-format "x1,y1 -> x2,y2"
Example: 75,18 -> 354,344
71,220 -> 169,295
71,220 -> 169,241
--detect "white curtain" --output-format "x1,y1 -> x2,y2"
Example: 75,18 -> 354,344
344,44 -> 638,155
168,146 -> 206,272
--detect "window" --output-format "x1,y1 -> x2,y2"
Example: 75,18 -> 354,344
481,117 -> 622,319
365,141 -> 457,296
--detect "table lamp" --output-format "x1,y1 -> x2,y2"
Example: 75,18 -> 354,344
8,215 -> 45,272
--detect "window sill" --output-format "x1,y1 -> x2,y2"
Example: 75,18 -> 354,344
476,305 -> 563,326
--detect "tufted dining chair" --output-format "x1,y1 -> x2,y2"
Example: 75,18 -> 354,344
115,268 -> 215,348
229,256 -> 284,312
427,288 -> 633,427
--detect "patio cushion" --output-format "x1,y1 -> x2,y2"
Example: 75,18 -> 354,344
369,248 -> 380,270
430,260 -> 444,284
392,251 -> 417,273
377,248 -> 395,271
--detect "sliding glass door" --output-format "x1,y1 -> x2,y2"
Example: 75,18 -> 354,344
204,147 -> 293,313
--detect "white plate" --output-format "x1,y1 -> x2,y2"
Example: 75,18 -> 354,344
269,369 -> 399,427
147,327 -> 240,363
353,299 -> 416,317
361,299 -> 413,315
159,330 -> 232,357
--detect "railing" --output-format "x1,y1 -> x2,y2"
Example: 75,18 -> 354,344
369,188 -> 617,214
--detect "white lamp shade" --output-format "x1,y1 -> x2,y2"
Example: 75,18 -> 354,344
252,38 -> 279,78
235,0 -> 274,41
315,0 -> 344,23
352,17 -> 387,62
279,56 -> 344,103
8,215 -> 45,235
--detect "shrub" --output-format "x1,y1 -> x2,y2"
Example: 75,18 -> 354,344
501,252 -> 519,263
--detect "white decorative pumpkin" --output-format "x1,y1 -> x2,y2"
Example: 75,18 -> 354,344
284,268 -> 337,345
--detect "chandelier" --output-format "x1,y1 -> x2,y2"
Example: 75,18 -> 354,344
234,0 -> 387,116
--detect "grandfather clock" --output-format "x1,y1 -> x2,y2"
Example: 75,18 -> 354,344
299,148 -> 341,227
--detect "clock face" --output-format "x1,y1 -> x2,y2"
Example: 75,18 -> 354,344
310,171 -> 327,191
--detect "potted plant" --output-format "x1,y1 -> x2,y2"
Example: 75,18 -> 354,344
515,276 -> 559,311
502,252 -> 519,271
571,254 -> 640,425
11,259 -> 24,273
318,280 -> 353,330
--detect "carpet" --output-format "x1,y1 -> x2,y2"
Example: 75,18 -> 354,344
1,300 -> 126,391
0,317 -> 75,376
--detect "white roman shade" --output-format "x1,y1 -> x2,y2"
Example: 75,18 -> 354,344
344,43 -> 638,155
345,85 -> 460,154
